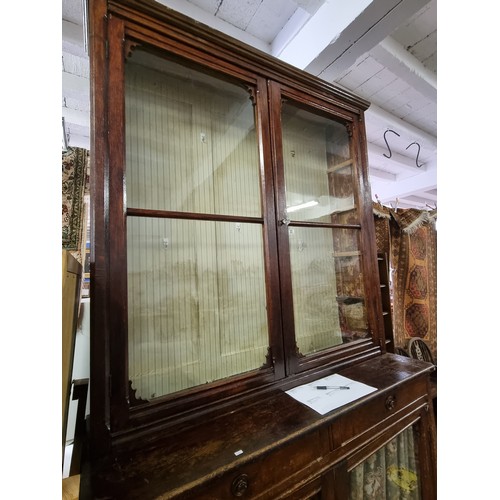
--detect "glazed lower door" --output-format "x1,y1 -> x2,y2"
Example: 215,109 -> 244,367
349,426 -> 421,499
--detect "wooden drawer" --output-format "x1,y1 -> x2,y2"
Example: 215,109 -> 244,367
329,375 -> 428,451
192,430 -> 325,499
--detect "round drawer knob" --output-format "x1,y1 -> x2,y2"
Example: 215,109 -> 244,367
385,395 -> 397,411
231,474 -> 250,497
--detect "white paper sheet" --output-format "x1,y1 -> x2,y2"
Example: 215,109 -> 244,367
285,373 -> 377,415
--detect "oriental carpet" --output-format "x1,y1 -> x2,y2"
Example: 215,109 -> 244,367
62,147 -> 89,259
373,204 -> 437,361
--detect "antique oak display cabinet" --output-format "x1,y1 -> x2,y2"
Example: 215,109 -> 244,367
85,0 -> 437,497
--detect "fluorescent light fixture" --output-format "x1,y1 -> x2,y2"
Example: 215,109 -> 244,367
287,200 -> 318,213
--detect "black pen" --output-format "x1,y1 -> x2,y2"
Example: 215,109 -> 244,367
316,385 -> 350,390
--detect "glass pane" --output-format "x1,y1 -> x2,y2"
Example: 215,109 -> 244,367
349,426 -> 421,499
127,217 -> 269,399
281,102 -> 358,224
290,227 -> 369,356
125,49 -> 262,217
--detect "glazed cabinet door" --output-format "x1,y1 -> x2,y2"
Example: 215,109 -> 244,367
346,419 -> 436,499
267,81 -> 384,377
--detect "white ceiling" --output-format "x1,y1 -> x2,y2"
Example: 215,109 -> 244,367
62,0 -> 437,210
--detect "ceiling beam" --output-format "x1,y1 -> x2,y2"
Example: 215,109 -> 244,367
66,132 -> 90,150
392,198 -> 428,209
369,36 -> 436,101
62,19 -> 87,57
62,106 -> 90,129
304,0 -> 430,81
274,0 -> 372,69
404,194 -> 437,205
370,166 -> 436,203
156,0 -> 270,53
366,103 -> 437,149
62,71 -> 90,99
368,167 -> 397,181
271,7 -> 311,57
367,142 -> 427,172
409,191 -> 437,202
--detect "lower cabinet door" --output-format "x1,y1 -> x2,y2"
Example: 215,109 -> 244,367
348,425 -> 424,500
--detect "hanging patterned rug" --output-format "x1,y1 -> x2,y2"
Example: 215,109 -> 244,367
62,147 -> 89,251
373,203 -> 392,256
390,208 -> 437,360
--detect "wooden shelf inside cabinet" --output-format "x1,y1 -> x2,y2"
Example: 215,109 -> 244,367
327,158 -> 353,173
336,296 -> 364,304
377,253 -> 394,353
333,251 -> 361,258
